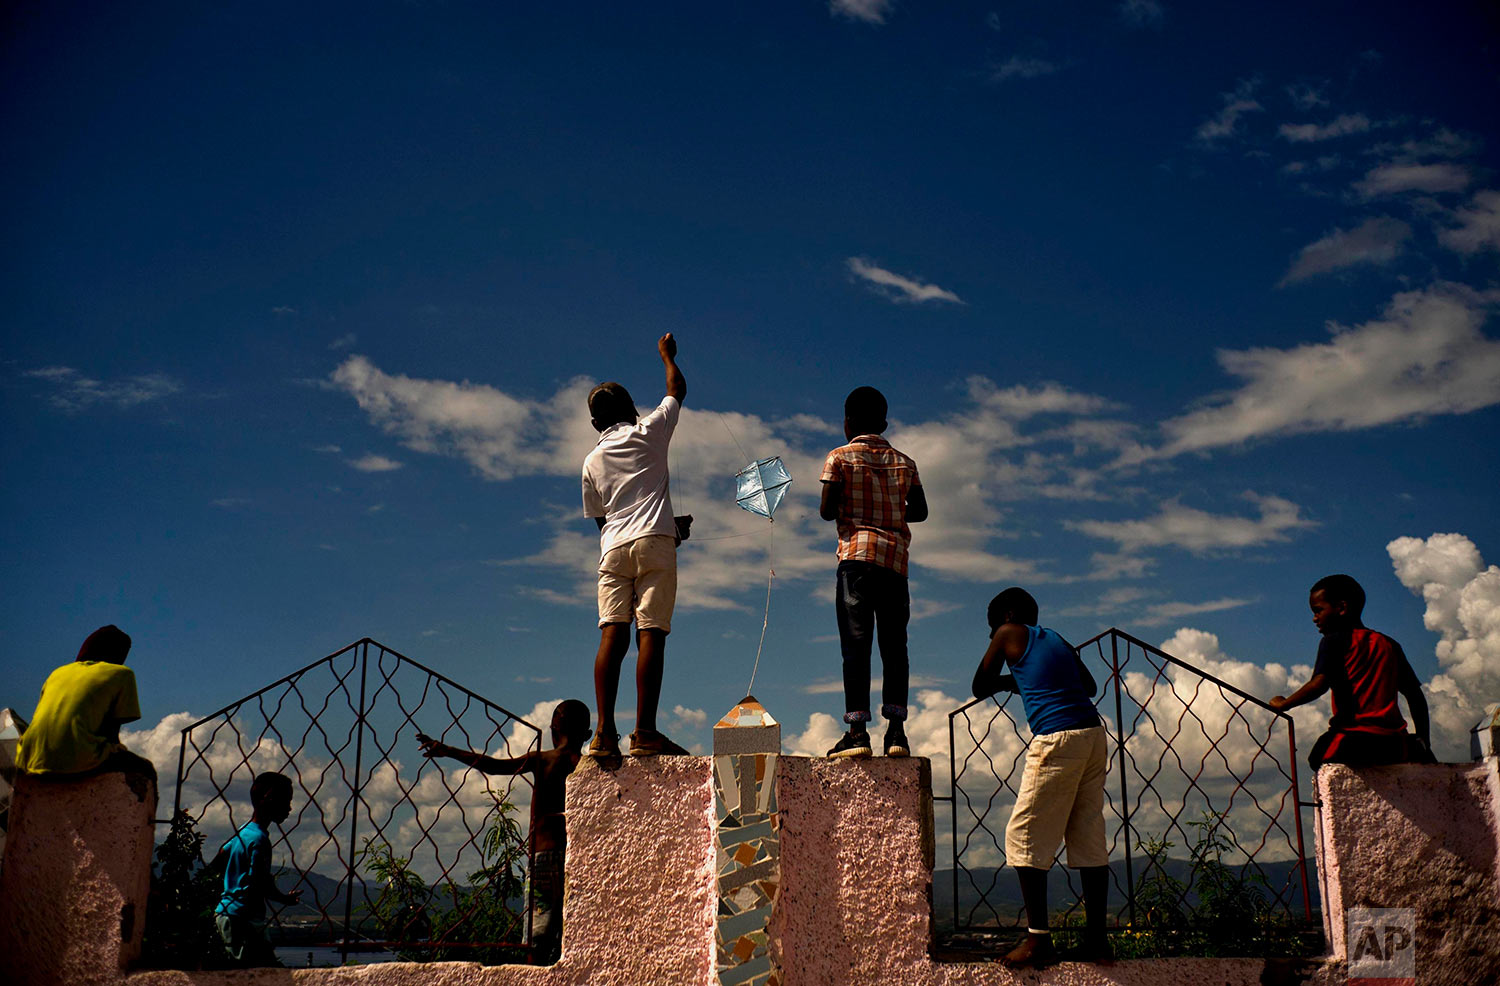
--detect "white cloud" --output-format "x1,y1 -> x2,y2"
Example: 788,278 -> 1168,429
328,333 -> 357,350
1136,596 -> 1257,627
1437,189 -> 1500,254
26,366 -> 181,411
846,257 -> 963,304
1277,113 -> 1371,143
990,56 -> 1062,82
310,444 -> 342,454
1118,0 -> 1163,27
346,453 -> 404,472
829,0 -> 893,25
1278,217 -> 1410,285
672,705 -> 708,728
329,355 -> 597,481
1285,82 -> 1328,111
1067,493 -> 1315,554
1195,79 -> 1262,144
1388,533 -> 1500,760
1354,161 -> 1472,198
1134,284 -> 1500,461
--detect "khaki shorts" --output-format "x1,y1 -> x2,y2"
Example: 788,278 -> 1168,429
1005,724 -> 1109,869
597,534 -> 677,632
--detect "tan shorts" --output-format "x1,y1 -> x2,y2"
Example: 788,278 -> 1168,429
597,534 -> 677,632
1005,724 -> 1109,869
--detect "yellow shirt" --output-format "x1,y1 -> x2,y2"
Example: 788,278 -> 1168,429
19,661 -> 141,775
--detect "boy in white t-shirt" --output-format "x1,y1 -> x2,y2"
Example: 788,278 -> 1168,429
581,333 -> 691,758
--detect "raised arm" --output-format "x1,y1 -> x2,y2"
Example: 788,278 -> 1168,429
417,732 -> 529,776
659,333 -> 686,404
972,624 -> 1027,698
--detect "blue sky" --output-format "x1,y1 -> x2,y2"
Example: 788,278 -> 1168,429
5,1 -> 1499,767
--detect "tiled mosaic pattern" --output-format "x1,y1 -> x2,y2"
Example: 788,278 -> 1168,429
713,698 -> 781,986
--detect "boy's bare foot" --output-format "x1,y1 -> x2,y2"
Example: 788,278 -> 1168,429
629,729 -> 689,756
1001,933 -> 1058,969
588,732 -> 621,758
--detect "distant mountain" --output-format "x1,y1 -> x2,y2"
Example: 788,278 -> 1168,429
933,856 -> 1317,930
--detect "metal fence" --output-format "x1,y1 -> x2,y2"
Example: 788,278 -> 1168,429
944,628 -> 1313,938
172,637 -> 542,963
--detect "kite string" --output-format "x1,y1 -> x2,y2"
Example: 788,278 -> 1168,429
747,525 -> 774,696
718,411 -> 752,464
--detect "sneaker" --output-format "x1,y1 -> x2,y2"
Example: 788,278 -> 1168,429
827,730 -> 873,759
629,729 -> 690,756
884,722 -> 910,758
588,732 -> 621,758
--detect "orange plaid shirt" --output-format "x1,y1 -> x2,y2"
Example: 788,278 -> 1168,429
820,434 -> 922,576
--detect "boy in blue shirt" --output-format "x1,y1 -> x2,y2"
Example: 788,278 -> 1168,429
212,771 -> 302,967
972,587 -> 1110,968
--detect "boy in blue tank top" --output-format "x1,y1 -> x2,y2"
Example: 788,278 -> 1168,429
972,587 -> 1110,968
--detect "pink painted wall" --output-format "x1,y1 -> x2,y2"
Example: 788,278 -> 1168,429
0,769 -> 157,986
9,754 -> 1412,986
1314,760 -> 1500,982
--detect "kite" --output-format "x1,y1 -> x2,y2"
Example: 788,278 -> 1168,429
729,456 -> 793,695
734,457 -> 793,521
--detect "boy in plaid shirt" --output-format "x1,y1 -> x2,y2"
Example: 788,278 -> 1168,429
820,386 -> 928,758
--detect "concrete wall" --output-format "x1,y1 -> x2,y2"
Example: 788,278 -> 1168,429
1314,760 -> 1500,983
0,769 -> 157,986
35,753 -> 1500,985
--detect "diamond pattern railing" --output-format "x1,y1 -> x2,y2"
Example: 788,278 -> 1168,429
172,638 -> 542,963
946,628 -> 1313,936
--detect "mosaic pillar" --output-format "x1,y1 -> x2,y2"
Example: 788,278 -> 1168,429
713,695 -> 781,986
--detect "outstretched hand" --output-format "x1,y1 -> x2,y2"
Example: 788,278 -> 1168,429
1268,696 -> 1289,712
284,888 -> 304,905
658,332 -> 677,361
416,732 -> 445,758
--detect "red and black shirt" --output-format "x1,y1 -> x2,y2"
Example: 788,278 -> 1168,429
1313,627 -> 1411,735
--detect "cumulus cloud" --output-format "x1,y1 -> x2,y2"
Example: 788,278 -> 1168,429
1278,217 -> 1410,285
127,689 -> 555,883
1277,113 -> 1371,143
846,257 -> 963,304
1132,284 -> 1500,462
1067,493 -> 1315,554
1195,79 -> 1262,144
990,56 -> 1062,82
1437,189 -> 1500,254
329,355 -> 597,481
25,366 -> 181,411
829,0 -> 893,25
1388,533 -> 1500,759
1354,161 -> 1472,198
346,453 -> 404,472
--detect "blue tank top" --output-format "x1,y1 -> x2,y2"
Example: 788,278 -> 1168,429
1010,626 -> 1100,735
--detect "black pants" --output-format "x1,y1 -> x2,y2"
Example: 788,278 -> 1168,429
836,560 -> 909,722
1308,729 -> 1434,770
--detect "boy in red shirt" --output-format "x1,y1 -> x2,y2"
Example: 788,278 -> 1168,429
1270,574 -> 1434,768
819,386 -> 927,758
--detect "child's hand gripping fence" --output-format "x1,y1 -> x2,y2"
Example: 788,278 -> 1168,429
169,638 -> 543,965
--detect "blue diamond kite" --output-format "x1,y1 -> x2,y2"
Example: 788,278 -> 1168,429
735,457 -> 793,521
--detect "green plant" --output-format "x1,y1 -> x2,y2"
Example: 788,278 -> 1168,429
1105,811 -> 1314,959
142,810 -> 224,969
360,793 -> 530,965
